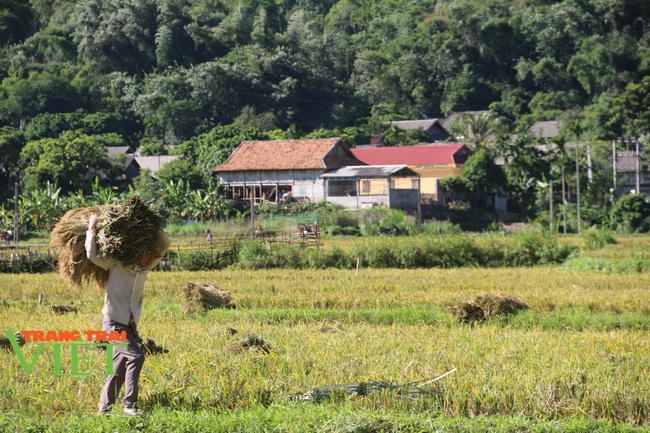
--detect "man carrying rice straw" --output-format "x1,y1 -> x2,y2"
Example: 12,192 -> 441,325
85,211 -> 170,416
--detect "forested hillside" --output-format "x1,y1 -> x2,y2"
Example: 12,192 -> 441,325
0,0 -> 649,201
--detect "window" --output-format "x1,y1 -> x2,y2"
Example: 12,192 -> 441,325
362,180 -> 370,193
390,179 -> 396,189
412,179 -> 419,189
328,180 -> 357,196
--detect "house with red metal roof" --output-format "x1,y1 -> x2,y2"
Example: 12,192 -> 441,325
351,144 -> 471,204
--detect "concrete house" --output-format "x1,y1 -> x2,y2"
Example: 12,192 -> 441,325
351,144 -> 471,204
320,165 -> 420,210
212,138 -> 363,204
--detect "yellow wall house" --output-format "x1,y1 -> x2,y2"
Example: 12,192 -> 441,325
351,144 -> 471,203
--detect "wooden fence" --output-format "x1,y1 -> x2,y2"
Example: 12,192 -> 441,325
0,228 -> 321,273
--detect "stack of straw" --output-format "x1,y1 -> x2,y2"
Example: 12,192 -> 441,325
182,282 -> 235,313
50,196 -> 163,290
448,293 -> 529,322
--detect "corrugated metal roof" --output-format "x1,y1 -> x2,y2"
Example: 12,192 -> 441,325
134,155 -> 180,173
321,165 -> 413,178
529,121 -> 561,139
351,144 -> 470,166
106,146 -> 133,157
440,111 -> 491,128
617,151 -> 645,172
213,138 -> 363,172
388,119 -> 442,130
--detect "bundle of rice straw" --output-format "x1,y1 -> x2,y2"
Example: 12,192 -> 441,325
228,334 -> 271,354
182,282 -> 235,313
448,293 -> 529,322
50,196 -> 164,290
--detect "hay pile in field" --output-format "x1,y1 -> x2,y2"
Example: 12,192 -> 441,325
228,334 -> 271,354
50,196 -> 163,289
0,332 -> 25,350
449,293 -> 529,322
182,282 -> 236,313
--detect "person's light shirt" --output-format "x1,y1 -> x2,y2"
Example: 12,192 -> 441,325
85,230 -> 149,325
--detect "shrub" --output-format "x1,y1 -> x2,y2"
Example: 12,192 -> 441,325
610,194 -> 650,233
174,251 -> 216,271
582,228 -> 617,250
421,220 -> 462,235
0,253 -> 56,273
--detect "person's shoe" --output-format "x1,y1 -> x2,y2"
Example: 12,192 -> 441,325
123,406 -> 140,416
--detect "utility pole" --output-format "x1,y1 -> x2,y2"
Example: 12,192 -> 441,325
13,181 -> 19,245
587,145 -> 592,184
612,140 -> 617,193
250,190 -> 255,235
562,164 -> 567,234
417,176 -> 422,234
634,138 -> 641,194
575,144 -> 581,233
549,180 -> 553,233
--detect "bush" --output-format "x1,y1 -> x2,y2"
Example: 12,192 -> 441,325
503,229 -> 575,266
582,228 -> 617,250
610,194 -> 650,233
174,251 -> 216,271
562,252 -> 649,274
236,242 -> 309,269
323,225 -> 360,236
0,253 -> 56,273
230,233 -> 577,271
421,220 -> 462,235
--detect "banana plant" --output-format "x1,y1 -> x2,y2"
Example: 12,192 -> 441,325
19,181 -> 63,231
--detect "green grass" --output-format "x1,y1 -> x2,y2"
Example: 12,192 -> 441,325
2,407 -> 649,433
3,233 -> 650,431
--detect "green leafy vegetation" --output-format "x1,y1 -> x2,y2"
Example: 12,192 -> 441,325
0,0 -> 649,232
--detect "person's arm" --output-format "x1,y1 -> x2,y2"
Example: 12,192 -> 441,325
85,214 -> 113,270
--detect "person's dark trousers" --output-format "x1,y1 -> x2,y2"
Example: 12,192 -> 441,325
98,318 -> 145,413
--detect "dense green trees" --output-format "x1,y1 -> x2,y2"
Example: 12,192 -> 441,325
19,131 -> 120,193
0,0 -> 649,228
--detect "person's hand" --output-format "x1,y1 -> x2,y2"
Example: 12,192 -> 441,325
88,214 -> 99,231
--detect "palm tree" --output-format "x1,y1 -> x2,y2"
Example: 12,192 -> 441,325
457,112 -> 495,151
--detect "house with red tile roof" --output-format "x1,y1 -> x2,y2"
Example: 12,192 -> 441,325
212,138 -> 364,204
351,144 -> 471,204
213,138 -> 422,210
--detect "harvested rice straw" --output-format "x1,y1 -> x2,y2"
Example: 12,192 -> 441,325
182,282 -> 235,313
448,293 -> 529,322
50,206 -> 108,290
50,196 -> 164,291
